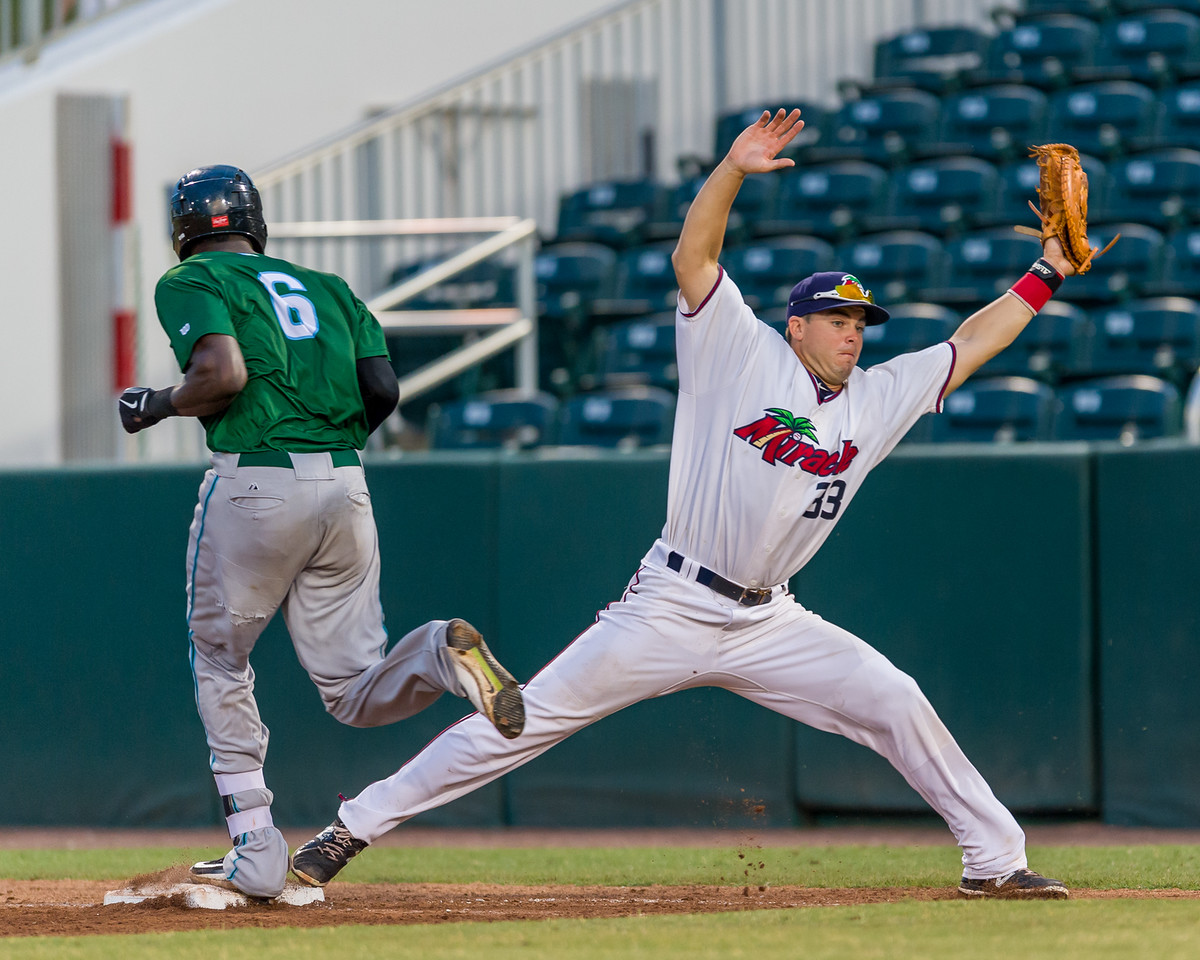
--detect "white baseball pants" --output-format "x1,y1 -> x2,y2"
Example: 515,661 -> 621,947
339,539 -> 1028,878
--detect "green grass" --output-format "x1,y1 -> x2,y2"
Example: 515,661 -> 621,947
4,844 -> 1200,959
5,902 -> 1200,960
4,843 -> 1199,889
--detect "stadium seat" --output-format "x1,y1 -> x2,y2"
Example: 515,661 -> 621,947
973,15 -> 1101,89
720,235 -> 835,312
1115,0 -> 1200,14
833,231 -> 949,304
554,178 -> 667,248
1043,81 -> 1160,159
857,302 -> 957,369
1162,226 -> 1200,296
554,385 -> 676,449
935,84 -> 1049,163
1148,81 -> 1200,151
588,242 -> 680,322
590,316 -> 677,390
644,172 -> 776,244
712,101 -> 830,164
1086,297 -> 1200,386
753,161 -> 889,241
535,242 -> 618,321
1100,149 -> 1200,230
869,25 -> 990,94
1053,374 -> 1183,442
1059,222 -> 1166,303
981,153 -> 1109,228
1074,10 -> 1200,86
807,89 -> 942,165
932,376 -> 1057,442
426,390 -> 559,450
862,156 -> 1001,237
919,226 -> 1044,306
977,299 -> 1092,383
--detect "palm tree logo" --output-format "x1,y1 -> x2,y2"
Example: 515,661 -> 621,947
752,408 -> 818,448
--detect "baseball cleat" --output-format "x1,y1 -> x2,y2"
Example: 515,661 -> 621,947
445,618 -> 526,739
291,818 -> 368,887
958,868 -> 1069,899
188,857 -> 241,892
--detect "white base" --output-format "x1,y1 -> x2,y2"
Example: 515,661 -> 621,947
103,882 -> 325,910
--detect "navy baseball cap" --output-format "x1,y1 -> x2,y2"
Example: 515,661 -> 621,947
786,271 -> 890,326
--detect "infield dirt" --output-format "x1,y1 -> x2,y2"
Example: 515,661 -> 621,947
3,824 -> 1199,938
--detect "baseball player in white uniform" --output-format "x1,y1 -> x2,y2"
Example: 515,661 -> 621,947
292,109 -> 1073,899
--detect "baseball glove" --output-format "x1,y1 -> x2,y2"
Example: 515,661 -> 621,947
1014,143 -> 1118,274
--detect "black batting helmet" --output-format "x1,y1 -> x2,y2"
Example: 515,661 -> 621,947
170,165 -> 268,259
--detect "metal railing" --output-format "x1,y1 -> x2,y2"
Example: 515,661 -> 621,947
270,215 -> 540,409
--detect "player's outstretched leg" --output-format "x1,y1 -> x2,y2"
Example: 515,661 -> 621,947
959,868 -> 1069,899
291,817 -> 368,887
444,618 -> 525,739
189,826 -> 289,899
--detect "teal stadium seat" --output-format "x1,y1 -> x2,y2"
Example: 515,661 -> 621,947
588,242 -> 680,323
591,316 -> 677,390
720,236 -> 835,312
535,242 -> 617,321
1086,298 -> 1200,387
807,89 -> 942,166
1020,0 -> 1111,18
1100,149 -> 1200,230
936,84 -> 1049,163
1162,226 -> 1200,297
857,302 -> 957,369
555,179 -> 667,248
1053,374 -> 1182,441
754,161 -> 889,240
1043,81 -> 1161,159
974,15 -> 1100,90
1074,10 -> 1200,86
1059,222 -> 1166,303
554,386 -> 676,449
920,226 -> 1044,306
833,230 -> 949,303
869,25 -> 989,94
1151,82 -> 1200,151
862,156 -> 1001,237
978,299 -> 1092,383
426,390 -> 559,450
932,376 -> 1057,442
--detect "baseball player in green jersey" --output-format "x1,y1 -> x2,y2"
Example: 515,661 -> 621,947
118,165 -> 525,900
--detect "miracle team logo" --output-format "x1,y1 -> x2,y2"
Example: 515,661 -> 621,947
733,407 -> 859,475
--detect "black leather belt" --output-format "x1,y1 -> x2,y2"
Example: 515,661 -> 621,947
234,449 -> 361,468
667,551 -> 773,607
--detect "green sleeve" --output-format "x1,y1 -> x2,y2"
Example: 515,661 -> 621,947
341,278 -> 390,361
153,268 -> 236,370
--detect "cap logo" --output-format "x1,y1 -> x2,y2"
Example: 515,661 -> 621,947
211,215 -> 229,228
810,274 -> 874,304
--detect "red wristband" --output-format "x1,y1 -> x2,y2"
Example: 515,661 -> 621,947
1007,259 -> 1064,314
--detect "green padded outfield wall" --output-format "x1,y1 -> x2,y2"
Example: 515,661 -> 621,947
1096,444 -> 1200,826
1,444 -> 1196,828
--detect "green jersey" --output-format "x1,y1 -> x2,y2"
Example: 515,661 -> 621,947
154,251 -> 389,452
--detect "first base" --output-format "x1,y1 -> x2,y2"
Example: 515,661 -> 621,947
103,881 -> 324,910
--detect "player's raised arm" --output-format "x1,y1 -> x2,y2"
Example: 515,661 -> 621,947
672,108 -> 803,311
944,237 -> 1074,395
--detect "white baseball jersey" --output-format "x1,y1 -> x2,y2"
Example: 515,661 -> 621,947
664,268 -> 956,588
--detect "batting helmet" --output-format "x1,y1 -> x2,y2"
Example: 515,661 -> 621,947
170,165 -> 268,259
